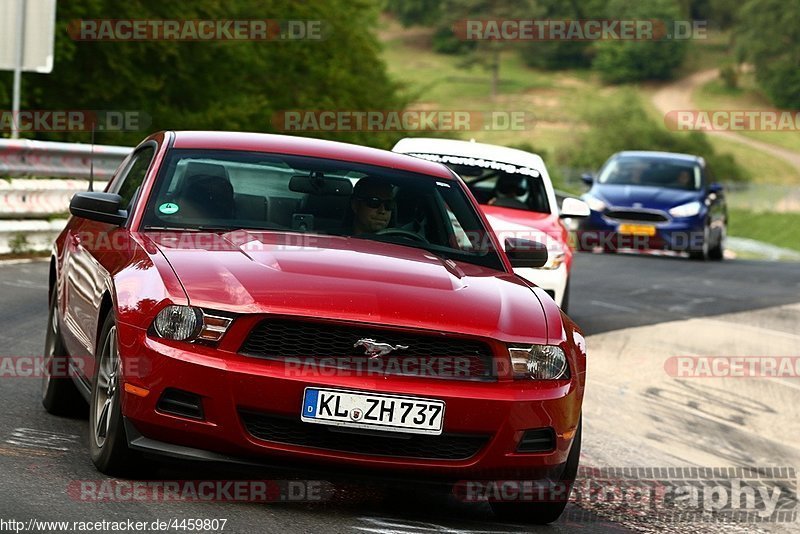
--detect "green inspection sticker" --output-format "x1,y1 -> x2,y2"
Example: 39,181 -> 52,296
158,202 -> 179,215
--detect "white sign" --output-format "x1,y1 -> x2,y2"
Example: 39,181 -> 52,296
0,0 -> 57,73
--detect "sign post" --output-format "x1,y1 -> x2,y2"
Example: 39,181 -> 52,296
0,0 -> 58,139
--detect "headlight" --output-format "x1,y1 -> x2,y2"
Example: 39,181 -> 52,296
153,306 -> 203,341
669,201 -> 702,218
509,345 -> 570,380
583,194 -> 607,212
541,243 -> 566,270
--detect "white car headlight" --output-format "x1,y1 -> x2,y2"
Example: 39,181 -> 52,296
541,243 -> 566,270
583,194 -> 607,212
509,345 -> 570,380
153,306 -> 203,341
669,201 -> 702,218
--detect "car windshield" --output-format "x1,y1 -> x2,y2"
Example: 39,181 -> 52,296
140,149 -> 504,270
598,156 -> 702,190
403,153 -> 550,213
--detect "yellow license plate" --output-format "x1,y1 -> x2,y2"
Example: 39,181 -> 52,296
618,224 -> 656,236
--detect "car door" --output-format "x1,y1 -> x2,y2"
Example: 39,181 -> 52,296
61,145 -> 156,382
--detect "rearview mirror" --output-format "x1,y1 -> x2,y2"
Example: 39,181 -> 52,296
505,238 -> 548,268
708,183 -> 724,194
69,192 -> 127,225
560,197 -> 590,218
580,173 -> 594,185
289,173 -> 353,196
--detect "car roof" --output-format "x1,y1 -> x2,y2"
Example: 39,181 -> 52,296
393,137 -> 547,173
166,131 -> 456,179
614,150 -> 704,164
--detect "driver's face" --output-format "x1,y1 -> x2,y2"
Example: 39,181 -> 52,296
352,186 -> 393,233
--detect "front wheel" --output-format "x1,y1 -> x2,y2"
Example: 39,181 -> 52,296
490,418 -> 582,524
688,224 -> 710,261
708,224 -> 725,261
42,289 -> 85,416
89,313 -> 138,475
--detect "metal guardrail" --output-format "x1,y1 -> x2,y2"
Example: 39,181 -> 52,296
0,138 -> 131,254
0,138 -> 131,179
0,178 -> 109,218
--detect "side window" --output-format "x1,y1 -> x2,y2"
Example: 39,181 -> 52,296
115,146 -> 155,209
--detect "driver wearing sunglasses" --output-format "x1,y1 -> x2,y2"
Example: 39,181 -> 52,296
350,176 -> 396,234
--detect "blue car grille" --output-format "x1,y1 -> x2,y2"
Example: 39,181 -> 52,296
604,209 -> 669,223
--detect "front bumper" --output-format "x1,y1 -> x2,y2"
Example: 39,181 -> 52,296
577,211 -> 705,252
117,321 -> 583,480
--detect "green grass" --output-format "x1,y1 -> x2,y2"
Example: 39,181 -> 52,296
379,20 -> 797,195
728,209 -> 800,252
694,74 -> 800,155
703,135 -> 800,185
676,31 -> 734,76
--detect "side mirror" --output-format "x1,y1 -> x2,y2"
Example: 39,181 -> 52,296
708,183 -> 724,194
560,198 -> 590,218
505,238 -> 548,268
580,173 -> 594,185
69,192 -> 127,225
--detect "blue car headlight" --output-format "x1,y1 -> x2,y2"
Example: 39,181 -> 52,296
669,201 -> 703,218
583,194 -> 607,212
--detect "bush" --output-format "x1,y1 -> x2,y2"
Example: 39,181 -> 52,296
592,0 -> 688,83
736,0 -> 800,109
431,24 -> 477,55
719,65 -> 739,89
557,90 -> 749,182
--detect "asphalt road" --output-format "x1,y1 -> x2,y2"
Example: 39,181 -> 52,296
0,252 -> 798,533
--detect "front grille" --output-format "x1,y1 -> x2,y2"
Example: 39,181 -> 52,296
239,318 -> 496,380
240,411 -> 489,460
604,209 -> 669,223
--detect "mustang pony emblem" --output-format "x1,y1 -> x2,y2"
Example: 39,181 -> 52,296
354,338 -> 409,359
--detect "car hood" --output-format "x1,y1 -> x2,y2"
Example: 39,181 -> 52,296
591,184 -> 700,209
147,231 -> 550,342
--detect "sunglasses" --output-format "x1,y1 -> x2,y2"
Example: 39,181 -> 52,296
357,196 -> 395,210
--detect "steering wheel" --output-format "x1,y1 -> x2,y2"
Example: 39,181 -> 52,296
375,228 -> 428,244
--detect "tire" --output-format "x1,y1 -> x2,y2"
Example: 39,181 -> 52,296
89,312 -> 138,476
688,224 -> 710,261
708,224 -> 725,261
42,289 -> 85,416
491,417 -> 582,524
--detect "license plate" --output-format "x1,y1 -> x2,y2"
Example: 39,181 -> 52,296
618,223 -> 656,236
301,388 -> 445,435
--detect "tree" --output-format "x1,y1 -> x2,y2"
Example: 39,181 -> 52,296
519,0 -> 606,70
384,0 -> 443,27
441,0 -> 541,100
592,0 -> 688,83
5,0 -> 406,149
736,0 -> 800,109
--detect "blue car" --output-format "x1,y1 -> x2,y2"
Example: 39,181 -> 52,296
577,151 -> 727,260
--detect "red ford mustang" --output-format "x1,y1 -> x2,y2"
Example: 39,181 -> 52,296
43,131 -> 586,523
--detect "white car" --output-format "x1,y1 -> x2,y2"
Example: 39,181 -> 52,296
393,138 -> 589,311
